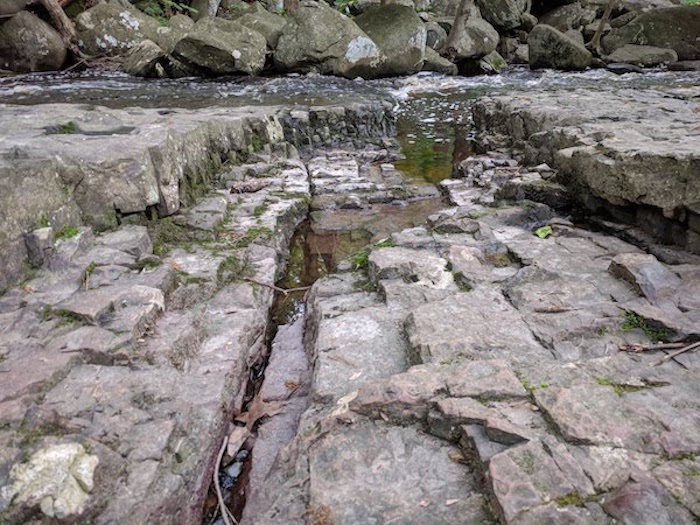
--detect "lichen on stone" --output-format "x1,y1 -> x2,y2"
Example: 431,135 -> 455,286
1,443 -> 99,519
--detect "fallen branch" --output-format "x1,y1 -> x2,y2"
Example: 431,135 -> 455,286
243,278 -> 311,296
213,435 -> 236,525
652,341 -> 700,367
587,0 -> 616,57
619,342 -> 686,353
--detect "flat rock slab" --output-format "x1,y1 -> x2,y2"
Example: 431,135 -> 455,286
308,421 -> 492,525
310,302 -> 408,402
472,88 -> 700,244
406,288 -> 551,366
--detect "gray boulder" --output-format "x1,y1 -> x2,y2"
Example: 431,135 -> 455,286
123,40 -> 166,77
273,0 -> 382,78
607,44 -> 678,67
152,14 -> 194,54
459,49 -> 507,75
539,1 -> 597,32
0,0 -> 29,16
422,47 -> 458,75
528,24 -> 592,70
76,3 -> 161,56
442,4 -> 499,60
476,0 -> 522,31
430,0 -> 462,16
355,5 -> 426,76
0,11 -> 67,72
172,17 -> 267,76
602,6 -> 700,60
236,11 -> 287,49
190,0 -> 221,20
425,21 -> 448,50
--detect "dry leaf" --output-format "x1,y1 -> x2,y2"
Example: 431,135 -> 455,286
22,284 -> 35,293
419,500 -> 431,508
349,371 -> 362,381
236,393 -> 285,429
445,499 -> 460,506
448,450 -> 467,464
226,426 -> 250,458
168,261 -> 181,271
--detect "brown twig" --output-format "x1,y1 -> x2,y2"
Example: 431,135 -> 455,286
213,436 -> 236,525
619,342 -> 686,353
652,341 -> 700,367
243,278 -> 311,296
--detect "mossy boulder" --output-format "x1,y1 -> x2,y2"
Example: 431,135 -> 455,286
76,3 -> 161,56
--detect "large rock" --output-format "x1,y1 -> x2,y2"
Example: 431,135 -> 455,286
475,0 -> 522,31
539,1 -> 597,32
422,47 -> 458,75
606,44 -> 678,67
528,24 -> 592,70
76,3 -> 161,56
123,40 -> 166,77
602,6 -> 700,60
190,0 -> 222,20
0,0 -> 29,16
172,17 -> 267,75
442,4 -> 499,60
354,5 -> 426,76
151,14 -> 194,54
273,0 -> 383,78
236,10 -> 287,49
0,11 -> 67,72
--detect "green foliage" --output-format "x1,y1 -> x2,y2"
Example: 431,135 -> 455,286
596,377 -> 645,396
37,212 -> 50,229
233,226 -> 274,248
681,0 -> 699,5
50,121 -> 78,135
452,271 -> 472,292
139,0 -> 197,24
373,238 -> 395,249
53,225 -> 80,240
534,225 -> 553,239
41,306 -> 84,327
250,135 -> 265,153
672,452 -> 697,461
554,491 -> 586,507
149,217 -> 191,256
514,370 -> 549,393
217,255 -> 250,285
332,0 -> 357,14
253,203 -> 268,217
349,250 -> 370,271
622,311 -> 670,342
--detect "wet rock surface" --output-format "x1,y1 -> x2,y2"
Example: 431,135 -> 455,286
1,79 -> 700,525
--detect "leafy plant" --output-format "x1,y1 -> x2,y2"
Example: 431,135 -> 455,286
53,225 -> 80,240
622,311 -> 670,342
138,0 -> 197,24
534,225 -> 553,239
